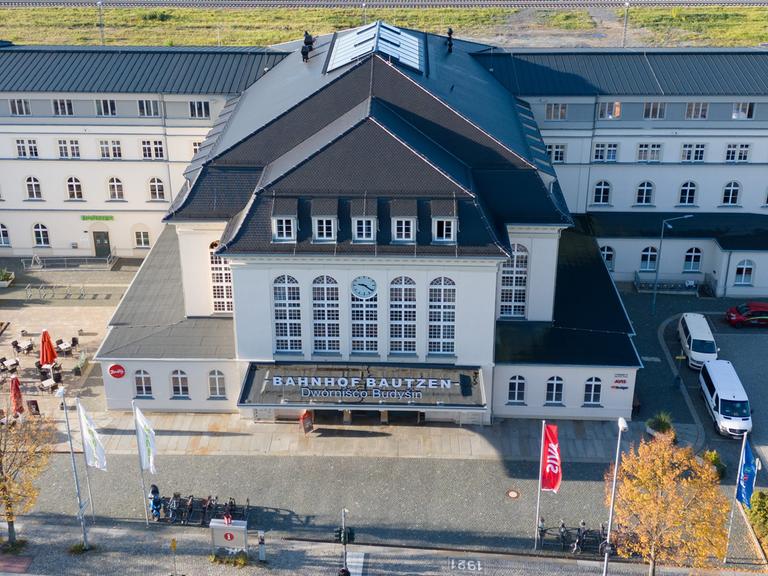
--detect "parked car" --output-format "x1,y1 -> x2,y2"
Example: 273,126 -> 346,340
726,302 -> 768,327
677,313 -> 718,370
699,360 -> 752,438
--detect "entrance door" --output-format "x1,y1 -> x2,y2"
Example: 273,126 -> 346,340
93,231 -> 111,257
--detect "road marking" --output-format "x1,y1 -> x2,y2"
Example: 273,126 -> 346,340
641,356 -> 661,362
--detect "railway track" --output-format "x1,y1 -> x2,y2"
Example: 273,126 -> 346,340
1,0 -> 767,7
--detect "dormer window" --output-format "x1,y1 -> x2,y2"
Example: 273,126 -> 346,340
393,218 -> 415,243
353,218 -> 376,243
272,217 -> 295,242
313,218 -> 336,242
433,218 -> 456,243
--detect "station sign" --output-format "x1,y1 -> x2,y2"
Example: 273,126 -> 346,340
271,374 -> 456,402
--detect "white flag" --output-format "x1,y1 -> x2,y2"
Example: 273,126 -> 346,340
77,403 -> 107,471
134,406 -> 157,474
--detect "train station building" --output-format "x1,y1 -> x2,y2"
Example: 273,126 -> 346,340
98,22 -> 654,423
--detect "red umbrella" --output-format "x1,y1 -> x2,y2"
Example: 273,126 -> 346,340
40,329 -> 57,366
10,377 -> 23,416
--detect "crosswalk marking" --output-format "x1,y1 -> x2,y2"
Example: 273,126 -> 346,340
347,551 -> 366,576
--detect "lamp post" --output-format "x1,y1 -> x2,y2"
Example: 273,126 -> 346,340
97,1 -> 104,46
651,214 -> 693,315
602,416 -> 629,576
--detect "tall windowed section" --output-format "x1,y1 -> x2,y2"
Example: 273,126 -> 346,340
499,244 -> 528,318
273,275 -> 301,352
351,287 -> 377,354
735,260 -> 754,285
171,370 -> 189,397
149,178 -> 165,200
584,377 -> 602,405
508,376 -> 526,404
546,377 -> 564,404
208,370 -> 226,398
135,370 -> 152,396
389,276 -> 416,353
312,276 -> 340,353
428,277 -> 456,354
209,241 -> 233,313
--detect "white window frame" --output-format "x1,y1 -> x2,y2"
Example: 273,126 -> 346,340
637,143 -> 662,163
208,370 -> 226,398
52,99 -> 73,116
16,139 -> 38,159
99,139 -> 122,159
189,101 -> 210,119
141,139 -> 164,159
149,178 -> 165,200
33,223 -> 49,247
392,218 -> 415,243
58,139 -> 80,159
592,181 -> 611,205
725,143 -> 750,163
272,217 -> 296,242
546,143 -> 566,163
428,277 -> 456,355
597,101 -> 621,120
681,143 -> 705,163
499,244 -> 528,318
137,99 -> 161,117
732,102 -> 755,120
313,218 -> 336,242
545,377 -> 564,404
683,247 -> 702,272
507,375 -> 526,404
389,276 -> 417,354
273,275 -> 302,352
353,217 -> 375,243
640,246 -> 657,271
643,101 -> 666,119
9,99 -> 30,116
209,241 -> 233,313
192,141 -> 202,155
312,275 -> 340,353
95,99 -> 116,117
66,177 -> 83,200
433,218 -> 456,243
0,224 -> 10,247
171,369 -> 189,397
26,177 -> 41,200
735,260 -> 754,286
351,292 -> 377,353
593,143 -> 618,162
722,181 -> 740,206
600,246 -> 615,271
685,102 -> 709,120
635,181 -> 654,205
584,377 -> 602,405
545,103 -> 567,120
679,181 -> 697,205
134,370 -> 152,397
135,230 -> 150,248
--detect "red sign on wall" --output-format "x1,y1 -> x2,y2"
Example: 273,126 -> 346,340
108,364 -> 126,379
224,532 -> 235,542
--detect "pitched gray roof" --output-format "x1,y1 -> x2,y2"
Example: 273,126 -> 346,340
0,44 -> 287,94
97,226 -> 234,360
475,48 -> 768,96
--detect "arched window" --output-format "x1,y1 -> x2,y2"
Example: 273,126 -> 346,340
33,223 -> 49,247
428,277 -> 456,354
508,375 -> 525,404
593,181 -> 611,205
735,259 -> 755,285
171,369 -> 189,397
26,177 -> 41,199
273,275 -> 301,352
108,177 -> 124,200
0,224 -> 10,247
600,246 -> 615,271
679,181 -> 697,205
723,181 -> 740,205
135,370 -> 152,396
500,244 -> 528,318
149,178 -> 165,200
389,276 -> 416,353
684,247 -> 702,272
312,275 -> 340,352
208,370 -> 226,398
209,241 -> 232,312
640,246 -> 657,271
584,377 -> 602,405
546,377 -> 564,404
67,177 -> 83,200
635,181 -> 654,205
351,286 -> 377,353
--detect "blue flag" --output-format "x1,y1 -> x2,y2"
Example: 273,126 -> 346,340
736,436 -> 757,509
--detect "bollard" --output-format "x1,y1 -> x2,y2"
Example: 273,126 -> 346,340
258,530 -> 266,562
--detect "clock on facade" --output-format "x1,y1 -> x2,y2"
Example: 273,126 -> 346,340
351,276 -> 377,299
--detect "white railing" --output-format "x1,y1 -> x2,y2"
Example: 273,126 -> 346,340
21,252 -> 116,271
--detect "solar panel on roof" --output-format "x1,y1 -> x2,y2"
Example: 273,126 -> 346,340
326,21 -> 422,73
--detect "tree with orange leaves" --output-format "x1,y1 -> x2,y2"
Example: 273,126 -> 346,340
606,433 -> 728,575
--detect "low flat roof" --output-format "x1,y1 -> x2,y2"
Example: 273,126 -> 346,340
96,226 -> 235,360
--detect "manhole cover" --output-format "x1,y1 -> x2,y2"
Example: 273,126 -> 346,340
507,489 -> 519,499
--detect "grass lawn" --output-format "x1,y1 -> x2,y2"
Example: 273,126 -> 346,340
536,10 -> 595,30
0,7 -> 513,46
626,7 -> 768,46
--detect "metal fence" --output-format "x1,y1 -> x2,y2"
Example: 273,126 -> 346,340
21,253 -> 117,271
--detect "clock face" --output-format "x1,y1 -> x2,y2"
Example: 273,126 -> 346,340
351,276 -> 377,299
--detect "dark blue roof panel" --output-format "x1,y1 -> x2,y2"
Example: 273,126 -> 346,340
0,44 -> 288,94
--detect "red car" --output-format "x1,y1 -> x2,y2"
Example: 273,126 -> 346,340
726,302 -> 768,327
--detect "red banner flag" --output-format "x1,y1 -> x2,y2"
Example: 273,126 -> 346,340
540,423 -> 562,493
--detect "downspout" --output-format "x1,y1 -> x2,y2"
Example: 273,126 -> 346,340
159,93 -> 174,203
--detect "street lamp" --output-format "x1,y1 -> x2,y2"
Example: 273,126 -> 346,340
651,214 -> 693,315
602,416 -> 628,576
97,1 -> 104,46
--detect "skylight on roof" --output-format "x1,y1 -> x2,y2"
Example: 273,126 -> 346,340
326,21 -> 422,73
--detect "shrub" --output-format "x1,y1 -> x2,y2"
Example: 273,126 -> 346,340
0,269 -> 12,282
748,491 -> 768,540
141,10 -> 172,21
0,539 -> 27,555
210,551 -> 249,567
67,542 -> 95,555
702,450 -> 726,480
646,411 -> 674,434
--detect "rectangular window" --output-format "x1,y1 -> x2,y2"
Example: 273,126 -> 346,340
351,294 -> 378,353
210,249 -> 233,313
597,101 -> 621,119
9,99 -> 30,116
137,100 -> 160,117
15,139 -> 38,159
593,143 -> 618,162
95,99 -> 116,116
273,218 -> 295,241
192,141 -> 202,155
135,231 -> 150,248
685,102 -> 709,120
52,99 -> 73,116
637,143 -> 662,162
681,143 -> 706,162
725,143 -> 750,163
141,139 -> 164,159
546,144 -> 566,163
433,219 -> 455,242
545,103 -> 567,120
189,101 -> 210,119
643,102 -> 666,119
99,139 -> 122,159
393,219 -> 415,242
57,139 -> 79,159
353,218 -> 375,242
314,218 -> 335,241
732,102 -> 755,120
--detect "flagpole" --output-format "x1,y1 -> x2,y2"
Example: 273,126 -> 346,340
533,419 -> 545,550
75,398 -> 96,523
132,400 -> 150,526
58,388 -> 89,549
724,431 -> 748,564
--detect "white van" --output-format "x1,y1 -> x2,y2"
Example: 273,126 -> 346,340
677,313 -> 718,369
699,360 -> 752,438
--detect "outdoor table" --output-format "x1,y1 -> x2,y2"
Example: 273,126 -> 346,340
18,339 -> 33,350
57,342 -> 72,352
42,363 -> 61,372
3,359 -> 19,370
39,378 -> 56,393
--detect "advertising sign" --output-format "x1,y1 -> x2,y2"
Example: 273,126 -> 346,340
210,519 -> 247,553
300,410 -> 314,434
108,364 -> 126,379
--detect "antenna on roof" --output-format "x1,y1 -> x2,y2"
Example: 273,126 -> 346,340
446,28 -> 453,54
